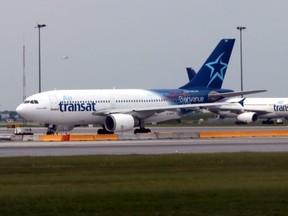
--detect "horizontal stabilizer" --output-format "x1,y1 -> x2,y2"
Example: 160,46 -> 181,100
208,89 -> 266,101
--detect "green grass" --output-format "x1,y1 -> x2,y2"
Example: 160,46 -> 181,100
0,153 -> 288,216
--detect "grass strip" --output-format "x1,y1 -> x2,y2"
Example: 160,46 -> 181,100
0,152 -> 287,216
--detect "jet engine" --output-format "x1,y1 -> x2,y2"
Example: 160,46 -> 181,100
104,114 -> 139,132
237,112 -> 258,123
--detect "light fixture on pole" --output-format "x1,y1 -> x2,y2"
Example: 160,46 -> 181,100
35,24 -> 46,93
237,26 -> 246,96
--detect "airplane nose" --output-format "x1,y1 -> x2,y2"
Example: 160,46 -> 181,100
16,104 -> 26,117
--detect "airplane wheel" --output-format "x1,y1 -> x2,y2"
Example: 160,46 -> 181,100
98,128 -> 114,134
134,128 -> 151,134
46,125 -> 56,135
98,129 -> 104,134
145,128 -> 151,133
235,121 -> 247,125
262,120 -> 274,125
46,130 -> 55,135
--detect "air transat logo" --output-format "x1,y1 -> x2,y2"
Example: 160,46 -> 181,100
205,52 -> 227,87
274,100 -> 288,112
59,95 -> 96,112
59,101 -> 96,112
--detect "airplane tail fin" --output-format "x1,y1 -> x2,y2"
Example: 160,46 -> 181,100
180,39 -> 235,90
186,68 -> 196,81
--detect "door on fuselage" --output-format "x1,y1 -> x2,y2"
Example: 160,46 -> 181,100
49,95 -> 59,111
110,98 -> 116,109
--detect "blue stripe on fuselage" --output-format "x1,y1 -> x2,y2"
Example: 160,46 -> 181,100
151,88 -> 233,105
151,88 -> 233,116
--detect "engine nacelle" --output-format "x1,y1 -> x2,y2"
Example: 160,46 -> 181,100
104,114 -> 139,132
237,112 -> 258,123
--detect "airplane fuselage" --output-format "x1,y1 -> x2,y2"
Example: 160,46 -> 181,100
212,98 -> 288,121
17,88 -> 231,131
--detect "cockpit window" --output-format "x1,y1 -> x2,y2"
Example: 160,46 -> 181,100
30,100 -> 39,104
24,100 -> 39,104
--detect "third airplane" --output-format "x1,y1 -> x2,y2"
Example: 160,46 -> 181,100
207,98 -> 288,124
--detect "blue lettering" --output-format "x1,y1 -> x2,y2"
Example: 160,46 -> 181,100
63,95 -> 73,101
59,101 -> 96,112
178,96 -> 204,104
81,103 -> 86,111
68,104 -> 75,112
274,104 -> 288,112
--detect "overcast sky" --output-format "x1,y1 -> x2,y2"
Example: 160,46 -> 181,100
1,0 -> 288,110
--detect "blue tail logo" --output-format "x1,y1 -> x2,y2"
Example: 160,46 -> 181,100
180,39 -> 235,90
206,52 -> 227,87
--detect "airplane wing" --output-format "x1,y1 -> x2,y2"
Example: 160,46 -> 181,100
92,102 -> 228,116
208,89 -> 266,101
212,106 -> 271,115
208,103 -> 271,115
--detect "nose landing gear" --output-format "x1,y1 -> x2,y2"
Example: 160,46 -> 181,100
45,124 -> 56,135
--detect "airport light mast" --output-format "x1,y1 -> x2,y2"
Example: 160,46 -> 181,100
35,24 -> 46,93
23,45 -> 26,102
237,26 -> 246,97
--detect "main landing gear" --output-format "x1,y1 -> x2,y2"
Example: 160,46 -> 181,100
234,121 -> 247,125
97,126 -> 114,135
134,127 -> 151,134
262,119 -> 274,125
97,125 -> 151,134
134,120 -> 151,134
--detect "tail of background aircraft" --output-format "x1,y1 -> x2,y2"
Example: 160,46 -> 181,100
186,68 -> 196,81
180,39 -> 235,90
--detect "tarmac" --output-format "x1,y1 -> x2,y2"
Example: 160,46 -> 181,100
5,126 -> 288,142
1,126 -> 288,157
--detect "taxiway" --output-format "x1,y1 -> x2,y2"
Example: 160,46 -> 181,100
0,126 -> 288,157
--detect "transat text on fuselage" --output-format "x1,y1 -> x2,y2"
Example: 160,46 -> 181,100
59,101 -> 96,112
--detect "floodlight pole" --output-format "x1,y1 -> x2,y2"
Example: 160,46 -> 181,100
237,26 -> 246,96
35,24 -> 46,93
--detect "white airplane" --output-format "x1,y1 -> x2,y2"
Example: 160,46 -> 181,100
16,39 -> 264,134
207,97 -> 288,124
